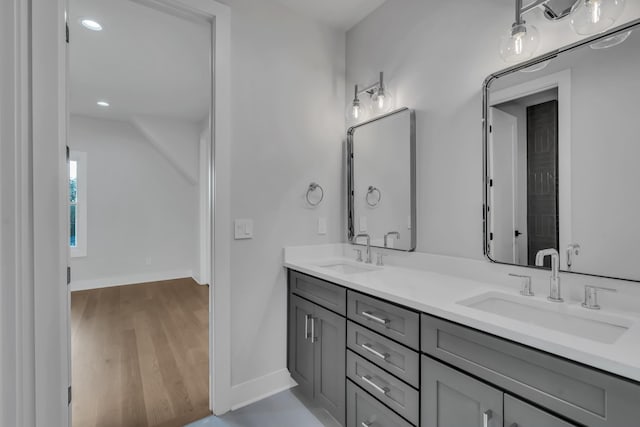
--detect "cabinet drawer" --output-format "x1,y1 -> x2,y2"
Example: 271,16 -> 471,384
289,270 -> 346,315
505,395 -> 577,427
347,291 -> 419,350
347,380 -> 412,427
348,321 -> 419,388
347,350 -> 419,426
421,314 -> 640,427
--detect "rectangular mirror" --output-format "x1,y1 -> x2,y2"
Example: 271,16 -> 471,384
483,19 -> 640,281
348,108 -> 416,251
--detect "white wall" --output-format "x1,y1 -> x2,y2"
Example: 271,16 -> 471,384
69,115 -> 198,289
227,0 -> 346,396
346,0 -> 640,260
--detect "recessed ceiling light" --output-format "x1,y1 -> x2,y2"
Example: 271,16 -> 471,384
97,101 -> 110,107
81,19 -> 103,31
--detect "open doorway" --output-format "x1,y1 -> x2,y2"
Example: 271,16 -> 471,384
67,0 -> 212,425
492,88 -> 559,268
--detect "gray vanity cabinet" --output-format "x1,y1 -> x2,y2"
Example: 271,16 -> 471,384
288,272 -> 346,426
421,356 -> 503,427
504,395 -> 576,427
313,303 -> 347,425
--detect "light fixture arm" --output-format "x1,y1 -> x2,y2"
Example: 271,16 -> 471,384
355,72 -> 386,97
517,0 -> 555,22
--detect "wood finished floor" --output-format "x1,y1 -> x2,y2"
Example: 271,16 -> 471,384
71,278 -> 211,427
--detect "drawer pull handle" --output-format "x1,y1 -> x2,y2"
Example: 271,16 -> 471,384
361,343 -> 388,361
361,422 -> 372,427
360,375 -> 389,395
483,410 -> 492,427
362,311 -> 390,326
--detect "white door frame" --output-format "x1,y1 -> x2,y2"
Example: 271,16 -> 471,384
25,0 -> 232,424
488,107 -> 519,264
490,69 -> 572,269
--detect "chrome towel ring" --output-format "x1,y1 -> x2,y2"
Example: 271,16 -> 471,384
306,182 -> 324,207
366,186 -> 381,207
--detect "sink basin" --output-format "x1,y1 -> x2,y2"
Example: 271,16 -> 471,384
315,262 -> 379,275
458,292 -> 633,344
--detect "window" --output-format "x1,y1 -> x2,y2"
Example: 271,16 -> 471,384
69,151 -> 87,257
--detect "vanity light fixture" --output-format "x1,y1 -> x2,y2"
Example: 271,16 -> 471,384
500,0 -> 541,63
81,18 -> 103,31
570,0 -> 626,35
500,0 -> 627,63
347,85 -> 362,122
347,72 -> 394,122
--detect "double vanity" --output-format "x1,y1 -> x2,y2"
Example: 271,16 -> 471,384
284,18 -> 640,427
285,245 -> 640,427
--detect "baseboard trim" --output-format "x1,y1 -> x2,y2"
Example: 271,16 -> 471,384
70,269 -> 193,291
230,369 -> 296,411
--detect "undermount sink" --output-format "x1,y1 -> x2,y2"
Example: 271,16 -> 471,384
458,292 -> 633,344
315,262 -> 380,275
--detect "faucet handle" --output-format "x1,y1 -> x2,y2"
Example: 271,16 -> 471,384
509,273 -> 534,297
582,285 -> 617,310
376,252 -> 386,267
353,249 -> 363,263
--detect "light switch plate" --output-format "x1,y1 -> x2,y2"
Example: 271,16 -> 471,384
359,216 -> 368,232
318,217 -> 327,235
234,219 -> 253,240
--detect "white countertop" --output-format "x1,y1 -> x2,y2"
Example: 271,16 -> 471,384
284,244 -> 640,383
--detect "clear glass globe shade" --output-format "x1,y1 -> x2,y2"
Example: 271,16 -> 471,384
499,24 -> 540,63
346,101 -> 364,123
370,88 -> 394,116
570,0 -> 626,35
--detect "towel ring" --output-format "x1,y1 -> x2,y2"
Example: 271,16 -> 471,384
306,182 -> 324,207
366,186 -> 382,207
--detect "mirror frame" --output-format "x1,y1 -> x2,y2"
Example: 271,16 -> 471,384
347,107 -> 417,252
482,18 -> 640,281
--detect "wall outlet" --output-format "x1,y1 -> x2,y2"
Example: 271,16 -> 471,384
318,217 -> 327,235
359,216 -> 368,232
234,219 -> 254,240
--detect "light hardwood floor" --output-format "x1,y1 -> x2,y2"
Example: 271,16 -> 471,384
71,278 -> 211,427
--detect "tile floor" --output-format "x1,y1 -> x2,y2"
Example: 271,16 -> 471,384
187,388 -> 341,427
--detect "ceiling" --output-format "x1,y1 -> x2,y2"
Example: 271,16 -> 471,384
271,0 -> 388,31
69,0 -> 210,122
69,0 -> 388,121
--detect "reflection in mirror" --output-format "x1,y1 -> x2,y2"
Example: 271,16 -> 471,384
485,22 -> 640,281
348,108 -> 416,251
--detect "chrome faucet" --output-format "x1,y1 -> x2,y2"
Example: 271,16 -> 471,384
355,233 -> 372,264
384,231 -> 400,248
535,248 -> 563,302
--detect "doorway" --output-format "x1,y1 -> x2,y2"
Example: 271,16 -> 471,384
492,87 -> 560,267
67,0 -> 212,424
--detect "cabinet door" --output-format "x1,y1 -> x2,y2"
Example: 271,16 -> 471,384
314,304 -> 346,426
288,295 -> 316,399
422,356 -> 503,427
504,395 -> 577,427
